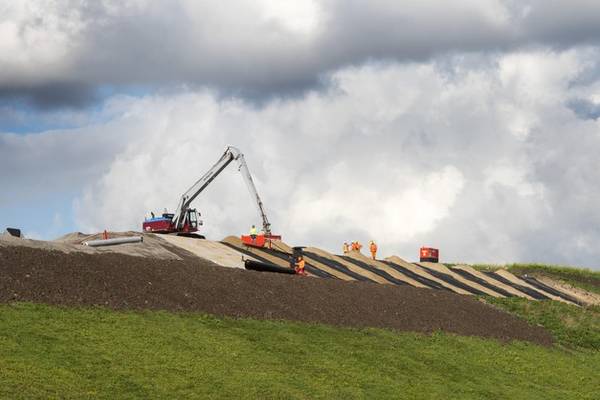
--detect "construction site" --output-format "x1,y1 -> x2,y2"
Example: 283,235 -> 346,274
2,146 -> 600,398
3,146 -> 599,323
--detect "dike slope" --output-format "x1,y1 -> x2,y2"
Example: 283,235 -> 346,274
0,245 -> 553,346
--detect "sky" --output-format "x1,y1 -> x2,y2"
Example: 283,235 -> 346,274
2,0 -> 600,268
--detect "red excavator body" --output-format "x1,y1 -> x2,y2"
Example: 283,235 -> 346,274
142,210 -> 200,234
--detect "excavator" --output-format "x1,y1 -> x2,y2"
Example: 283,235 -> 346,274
142,146 -> 281,248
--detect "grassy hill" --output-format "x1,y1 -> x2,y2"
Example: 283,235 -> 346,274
1,302 -> 599,400
487,297 -> 600,350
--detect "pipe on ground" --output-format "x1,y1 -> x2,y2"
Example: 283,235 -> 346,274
244,259 -> 296,274
84,236 -> 143,247
5,228 -> 22,238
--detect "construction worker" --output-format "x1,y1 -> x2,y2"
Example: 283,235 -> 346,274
356,241 -> 363,253
250,224 -> 257,240
369,240 -> 378,260
343,242 -> 350,254
295,255 -> 307,276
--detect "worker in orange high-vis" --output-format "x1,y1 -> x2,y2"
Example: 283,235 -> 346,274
356,241 -> 363,253
295,255 -> 307,276
343,242 -> 350,254
369,240 -> 378,260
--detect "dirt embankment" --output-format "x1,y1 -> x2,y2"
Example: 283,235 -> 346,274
0,245 -> 553,346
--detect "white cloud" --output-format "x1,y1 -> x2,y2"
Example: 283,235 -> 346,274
3,2 -> 600,270
27,49 -> 591,267
256,0 -> 322,35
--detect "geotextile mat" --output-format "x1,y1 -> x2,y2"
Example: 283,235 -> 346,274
0,245 -> 553,346
302,251 -> 377,282
416,263 -> 488,296
483,271 -> 550,300
519,276 -> 584,306
220,241 -> 331,278
450,267 -> 517,298
382,261 -> 450,291
339,256 -> 411,286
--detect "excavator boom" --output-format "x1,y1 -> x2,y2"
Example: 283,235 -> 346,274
142,146 -> 276,242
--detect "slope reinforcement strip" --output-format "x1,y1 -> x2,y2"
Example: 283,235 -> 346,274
302,251 -> 377,283
342,252 -> 428,288
483,271 -> 550,300
416,263 -> 490,296
221,240 -> 330,278
449,267 -> 516,298
418,262 -> 509,297
519,276 -> 584,306
305,247 -> 398,284
256,239 -> 344,279
386,257 -> 472,295
382,260 -> 450,291
451,266 -> 533,299
493,269 -> 578,305
255,247 -> 334,279
296,255 -> 357,281
338,256 -> 410,286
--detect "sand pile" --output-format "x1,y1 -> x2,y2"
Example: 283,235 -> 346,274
1,231 -> 182,260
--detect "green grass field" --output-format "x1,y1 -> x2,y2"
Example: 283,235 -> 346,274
1,302 -> 599,399
487,297 -> 600,350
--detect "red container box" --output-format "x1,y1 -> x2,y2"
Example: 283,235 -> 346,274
419,247 -> 439,263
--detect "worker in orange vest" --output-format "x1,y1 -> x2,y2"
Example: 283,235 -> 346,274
343,242 -> 350,254
295,255 -> 307,276
369,240 -> 378,260
356,241 -> 363,253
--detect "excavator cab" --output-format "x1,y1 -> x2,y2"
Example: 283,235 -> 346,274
181,209 -> 201,233
142,209 -> 202,234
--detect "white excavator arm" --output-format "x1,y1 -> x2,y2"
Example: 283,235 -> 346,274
171,146 -> 272,235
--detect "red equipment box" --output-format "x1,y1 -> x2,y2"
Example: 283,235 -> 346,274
420,247 -> 439,263
241,234 -> 282,249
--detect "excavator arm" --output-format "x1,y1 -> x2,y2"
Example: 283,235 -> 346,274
235,151 -> 272,236
171,146 -> 272,235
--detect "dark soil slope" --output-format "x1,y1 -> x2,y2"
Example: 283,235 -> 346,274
0,246 -> 553,345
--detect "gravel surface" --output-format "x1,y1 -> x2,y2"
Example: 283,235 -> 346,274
0,245 -> 553,346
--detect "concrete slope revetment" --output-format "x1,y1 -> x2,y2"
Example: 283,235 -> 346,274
342,251 -> 429,288
451,266 -> 534,299
303,247 -> 390,284
418,262 -> 506,297
159,235 -> 254,269
385,256 -> 472,295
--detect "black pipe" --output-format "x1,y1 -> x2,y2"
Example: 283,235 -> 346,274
5,228 -> 21,238
244,259 -> 296,274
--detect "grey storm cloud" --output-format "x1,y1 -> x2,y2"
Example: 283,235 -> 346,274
3,0 -> 600,109
0,82 -> 97,110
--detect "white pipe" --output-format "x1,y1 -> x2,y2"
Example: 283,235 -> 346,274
84,236 -> 143,247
